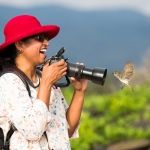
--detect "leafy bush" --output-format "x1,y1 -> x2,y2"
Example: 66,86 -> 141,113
62,84 -> 150,150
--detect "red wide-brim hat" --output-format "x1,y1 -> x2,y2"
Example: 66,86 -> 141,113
0,14 -> 60,52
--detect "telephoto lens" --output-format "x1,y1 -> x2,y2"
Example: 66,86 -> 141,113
67,63 -> 107,85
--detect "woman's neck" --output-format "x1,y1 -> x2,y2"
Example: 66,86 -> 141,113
15,57 -> 37,82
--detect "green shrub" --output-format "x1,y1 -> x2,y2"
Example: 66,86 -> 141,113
62,85 -> 150,150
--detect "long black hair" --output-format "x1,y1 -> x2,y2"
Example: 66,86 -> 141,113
0,44 -> 18,72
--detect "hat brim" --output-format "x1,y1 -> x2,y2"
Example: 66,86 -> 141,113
0,25 -> 60,52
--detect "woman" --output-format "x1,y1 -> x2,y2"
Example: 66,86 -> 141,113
0,14 -> 88,150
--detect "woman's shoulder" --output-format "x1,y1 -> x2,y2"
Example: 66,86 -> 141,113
0,72 -> 21,79
0,72 -> 23,86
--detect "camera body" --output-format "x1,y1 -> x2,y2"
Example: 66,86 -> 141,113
40,47 -> 107,87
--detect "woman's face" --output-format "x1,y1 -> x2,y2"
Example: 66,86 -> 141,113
16,34 -> 49,66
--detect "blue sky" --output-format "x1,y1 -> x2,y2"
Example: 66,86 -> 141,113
0,0 -> 150,17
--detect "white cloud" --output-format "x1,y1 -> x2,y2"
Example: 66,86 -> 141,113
0,0 -> 150,16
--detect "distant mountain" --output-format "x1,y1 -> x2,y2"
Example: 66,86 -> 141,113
0,6 -> 150,71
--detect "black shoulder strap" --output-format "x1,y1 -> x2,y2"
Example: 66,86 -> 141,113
0,128 -> 4,149
0,126 -> 16,150
4,126 -> 16,150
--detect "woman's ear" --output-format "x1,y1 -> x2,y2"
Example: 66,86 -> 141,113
15,41 -> 24,54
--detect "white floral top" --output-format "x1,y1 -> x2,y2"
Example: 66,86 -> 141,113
0,73 -> 78,150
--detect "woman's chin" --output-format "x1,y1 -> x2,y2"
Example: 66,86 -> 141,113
40,54 -> 46,61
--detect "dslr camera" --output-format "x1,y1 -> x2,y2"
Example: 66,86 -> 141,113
39,47 -> 107,87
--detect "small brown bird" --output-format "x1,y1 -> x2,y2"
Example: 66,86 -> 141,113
113,62 -> 134,89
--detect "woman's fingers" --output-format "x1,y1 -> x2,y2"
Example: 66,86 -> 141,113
41,59 -> 68,85
51,59 -> 66,66
60,66 -> 67,72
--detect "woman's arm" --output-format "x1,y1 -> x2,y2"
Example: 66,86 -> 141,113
66,90 -> 85,137
66,78 -> 88,137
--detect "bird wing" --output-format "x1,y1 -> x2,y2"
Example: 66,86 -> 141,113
122,62 -> 134,80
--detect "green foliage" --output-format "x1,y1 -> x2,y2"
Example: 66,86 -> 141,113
62,84 -> 150,150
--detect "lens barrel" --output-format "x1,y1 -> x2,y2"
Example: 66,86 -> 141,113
67,63 -> 107,85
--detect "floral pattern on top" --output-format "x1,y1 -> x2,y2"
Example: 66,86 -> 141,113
0,73 -> 78,150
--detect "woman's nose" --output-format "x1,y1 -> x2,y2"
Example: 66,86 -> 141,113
43,39 -> 49,46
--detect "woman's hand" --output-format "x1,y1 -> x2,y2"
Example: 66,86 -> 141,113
37,60 -> 67,107
70,62 -> 88,92
41,59 -> 67,86
71,77 -> 88,92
